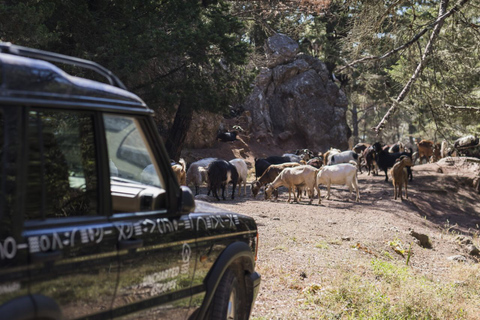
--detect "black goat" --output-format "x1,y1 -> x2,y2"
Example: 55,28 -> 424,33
207,160 -> 239,200
254,158 -> 271,178
217,130 -> 238,142
265,156 -> 291,164
372,142 -> 413,182
254,156 -> 292,178
363,146 -> 378,176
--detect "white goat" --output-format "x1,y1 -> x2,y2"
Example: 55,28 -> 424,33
327,150 -> 359,166
264,165 -> 319,204
316,163 -> 359,203
323,148 -> 341,165
282,153 -> 303,163
186,157 -> 217,195
229,158 -> 248,196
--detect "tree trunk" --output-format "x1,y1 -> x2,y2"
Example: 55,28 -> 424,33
352,104 -> 359,144
165,100 -> 193,162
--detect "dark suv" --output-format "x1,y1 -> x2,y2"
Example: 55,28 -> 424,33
0,44 -> 260,320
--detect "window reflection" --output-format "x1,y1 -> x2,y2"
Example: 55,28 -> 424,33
25,110 -> 98,219
103,114 -> 165,213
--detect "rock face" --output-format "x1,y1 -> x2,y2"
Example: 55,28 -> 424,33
244,33 -> 350,152
184,111 -> 223,149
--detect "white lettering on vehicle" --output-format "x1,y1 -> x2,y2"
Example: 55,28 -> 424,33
181,243 -> 191,275
0,282 -> 20,295
0,237 -> 17,260
1,214 -> 240,260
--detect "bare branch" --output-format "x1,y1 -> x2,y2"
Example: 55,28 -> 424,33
445,104 -> 480,111
338,0 -> 471,72
372,0 -> 471,134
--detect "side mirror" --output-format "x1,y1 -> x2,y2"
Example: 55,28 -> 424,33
180,186 -> 195,214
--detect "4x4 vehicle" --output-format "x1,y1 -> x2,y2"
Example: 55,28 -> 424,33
0,43 -> 260,320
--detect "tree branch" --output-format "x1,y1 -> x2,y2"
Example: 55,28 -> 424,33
445,104 -> 480,111
337,0 -> 471,72
131,63 -> 186,91
373,0 -> 470,134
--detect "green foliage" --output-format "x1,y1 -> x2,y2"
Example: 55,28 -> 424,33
301,260 -> 477,319
0,0 -> 254,116
340,1 -> 480,142
2,0 -> 479,145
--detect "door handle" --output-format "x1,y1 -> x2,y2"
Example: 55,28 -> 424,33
31,251 -> 62,263
118,239 -> 143,250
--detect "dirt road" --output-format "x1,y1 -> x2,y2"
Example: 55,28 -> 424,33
208,161 -> 480,319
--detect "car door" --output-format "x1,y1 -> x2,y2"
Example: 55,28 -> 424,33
103,114 -> 196,319
0,106 -> 33,316
22,108 -> 119,319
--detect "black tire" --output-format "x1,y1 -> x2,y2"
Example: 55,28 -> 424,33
210,268 -> 247,320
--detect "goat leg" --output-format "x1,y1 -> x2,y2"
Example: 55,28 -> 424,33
221,184 -> 226,200
231,183 -> 236,200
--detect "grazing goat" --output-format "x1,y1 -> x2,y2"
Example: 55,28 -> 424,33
352,143 -> 370,155
454,135 -> 478,149
207,160 -> 239,201
282,153 -> 303,163
307,157 -> 323,169
389,155 -> 413,200
251,162 -> 301,198
186,157 -> 217,195
266,155 -> 292,164
363,146 -> 378,176
229,158 -> 248,196
254,156 -> 292,177
316,163 -> 359,203
388,142 -> 405,153
295,149 -> 315,161
327,150 -> 361,173
372,142 -> 412,182
254,158 -> 272,178
264,165 -> 319,204
217,130 -> 238,142
416,140 -> 434,164
323,148 -> 341,165
171,158 -> 187,185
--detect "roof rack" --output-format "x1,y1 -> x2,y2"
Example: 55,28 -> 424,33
0,42 -> 127,90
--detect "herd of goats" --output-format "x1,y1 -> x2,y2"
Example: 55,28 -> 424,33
170,135 -> 479,204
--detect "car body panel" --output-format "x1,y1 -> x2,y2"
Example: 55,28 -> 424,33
0,46 -> 260,320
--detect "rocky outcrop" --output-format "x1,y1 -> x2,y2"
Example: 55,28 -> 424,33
177,33 -> 350,151
243,33 -> 350,152
184,111 -> 223,149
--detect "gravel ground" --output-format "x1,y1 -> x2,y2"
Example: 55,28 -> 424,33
206,160 -> 480,319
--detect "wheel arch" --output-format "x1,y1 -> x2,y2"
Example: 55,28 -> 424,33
194,241 -> 256,320
0,294 -> 62,320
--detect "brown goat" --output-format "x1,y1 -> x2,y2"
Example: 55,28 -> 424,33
389,156 -> 413,200
416,140 -> 434,164
172,158 -> 187,185
251,162 -> 301,198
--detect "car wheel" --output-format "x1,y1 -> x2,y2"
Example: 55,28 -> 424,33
210,268 -> 246,320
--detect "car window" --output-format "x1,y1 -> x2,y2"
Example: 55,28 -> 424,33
25,110 -> 98,219
103,114 -> 165,213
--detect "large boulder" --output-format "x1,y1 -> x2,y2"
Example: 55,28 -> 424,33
244,35 -> 350,152
265,33 -> 299,68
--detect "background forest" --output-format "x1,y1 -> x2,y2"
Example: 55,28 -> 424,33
1,0 -> 479,159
